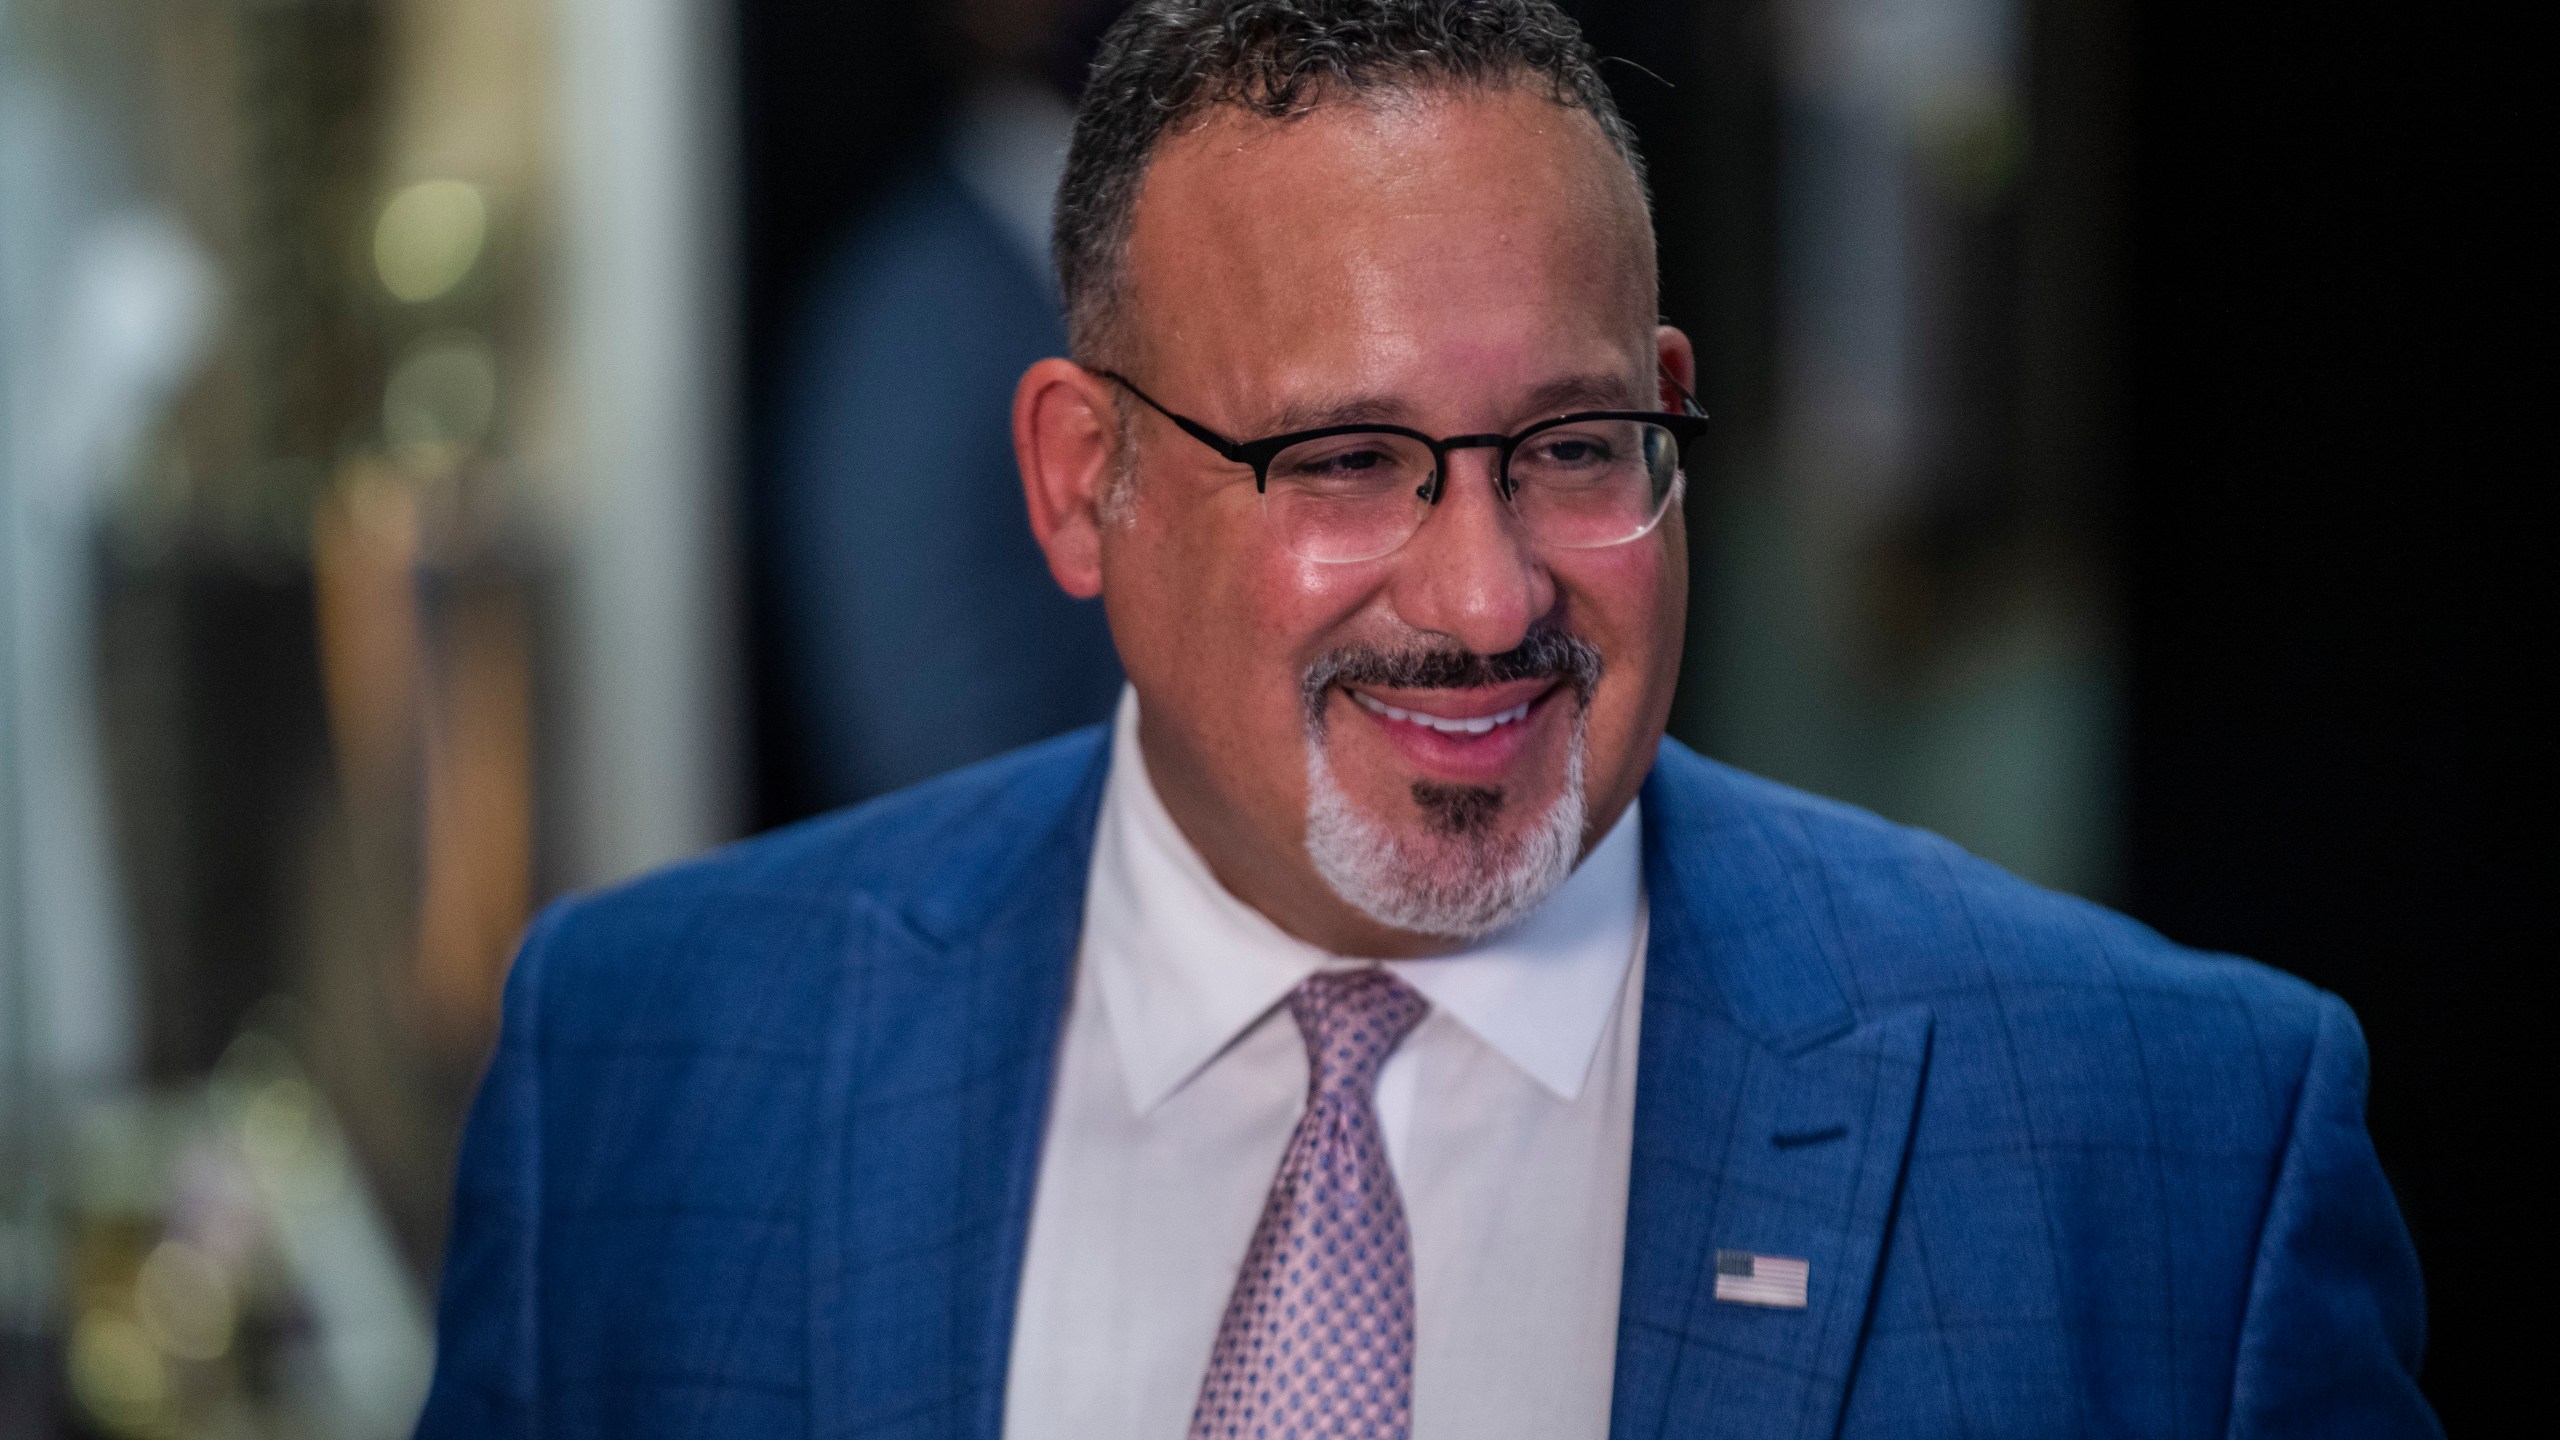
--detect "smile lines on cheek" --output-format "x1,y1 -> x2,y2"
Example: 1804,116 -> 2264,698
1349,689 -> 1535,736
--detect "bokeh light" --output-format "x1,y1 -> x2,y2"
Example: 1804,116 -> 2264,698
239,1075 -> 317,1178
67,1309 -> 172,1436
373,179 -> 489,304
133,1239 -> 237,1363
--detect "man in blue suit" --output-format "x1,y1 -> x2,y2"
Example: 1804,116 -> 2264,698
419,2 -> 2436,1435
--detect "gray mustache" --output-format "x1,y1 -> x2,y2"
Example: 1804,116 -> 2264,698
1302,628 -> 1604,728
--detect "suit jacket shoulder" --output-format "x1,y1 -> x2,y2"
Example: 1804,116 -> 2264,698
1627,740 -> 2434,1438
418,727 -> 1109,1439
1644,735 -> 2329,1097
512,724 -> 1110,1087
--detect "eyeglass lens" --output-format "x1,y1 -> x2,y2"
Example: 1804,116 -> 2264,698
1261,420 -> 1683,563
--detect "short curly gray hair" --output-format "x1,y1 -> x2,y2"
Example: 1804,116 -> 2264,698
1055,0 -> 1650,363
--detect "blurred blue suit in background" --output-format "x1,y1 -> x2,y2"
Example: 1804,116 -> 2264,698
771,84 -> 1120,803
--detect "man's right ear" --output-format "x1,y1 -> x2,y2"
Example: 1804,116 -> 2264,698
1014,358 -> 1119,600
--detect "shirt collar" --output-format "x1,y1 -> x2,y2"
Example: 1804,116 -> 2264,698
1081,687 -> 1644,1114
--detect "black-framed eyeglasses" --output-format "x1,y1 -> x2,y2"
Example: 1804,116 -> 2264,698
1097,369 -> 1710,564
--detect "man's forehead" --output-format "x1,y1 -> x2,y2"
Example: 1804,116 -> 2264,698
1247,370 -> 1648,437
1120,85 -> 1655,389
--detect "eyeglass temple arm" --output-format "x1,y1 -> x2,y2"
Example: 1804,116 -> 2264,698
1094,369 -> 1249,461
1660,363 -> 1708,420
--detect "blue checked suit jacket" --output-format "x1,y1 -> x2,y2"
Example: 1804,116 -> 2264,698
417,730 -> 2438,1438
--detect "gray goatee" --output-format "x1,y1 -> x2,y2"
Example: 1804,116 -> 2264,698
1299,629 -> 1602,939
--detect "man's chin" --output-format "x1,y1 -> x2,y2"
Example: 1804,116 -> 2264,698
1302,717 -> 1590,940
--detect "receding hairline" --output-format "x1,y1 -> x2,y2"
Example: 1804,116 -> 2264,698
1067,68 -> 1656,367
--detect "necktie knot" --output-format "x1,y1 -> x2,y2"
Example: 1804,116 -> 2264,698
1288,969 -> 1427,1103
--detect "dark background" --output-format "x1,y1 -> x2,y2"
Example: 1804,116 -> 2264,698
2118,0 -> 2537,1424
737,0 -> 2538,1426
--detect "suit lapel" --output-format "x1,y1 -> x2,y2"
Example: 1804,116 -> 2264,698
802,734 -> 1925,1438
808,741 -> 1109,1440
1610,746 -> 1932,1440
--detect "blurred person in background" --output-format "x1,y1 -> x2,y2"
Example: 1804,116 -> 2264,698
420,2 -> 2437,1437
767,0 -> 1127,804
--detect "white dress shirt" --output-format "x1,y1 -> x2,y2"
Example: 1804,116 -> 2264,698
1002,689 -> 1647,1439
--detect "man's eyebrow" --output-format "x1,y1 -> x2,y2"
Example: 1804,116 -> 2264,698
1243,373 -> 1650,439
1247,391 -> 1416,437
1514,373 -> 1652,422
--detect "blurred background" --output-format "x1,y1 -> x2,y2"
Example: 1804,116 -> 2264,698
0,0 -> 2530,1432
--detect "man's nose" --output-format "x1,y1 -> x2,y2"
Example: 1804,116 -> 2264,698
1387,447 -> 1555,656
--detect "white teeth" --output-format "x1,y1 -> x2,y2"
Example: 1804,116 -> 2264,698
1351,690 -> 1535,735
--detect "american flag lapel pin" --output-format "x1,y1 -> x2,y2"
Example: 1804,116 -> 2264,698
1713,1249 -> 1810,1309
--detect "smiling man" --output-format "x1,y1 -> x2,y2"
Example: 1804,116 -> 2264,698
418,3 -> 2437,1438
1021,59 -> 1686,961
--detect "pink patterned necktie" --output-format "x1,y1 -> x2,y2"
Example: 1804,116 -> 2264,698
1190,968 -> 1430,1440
